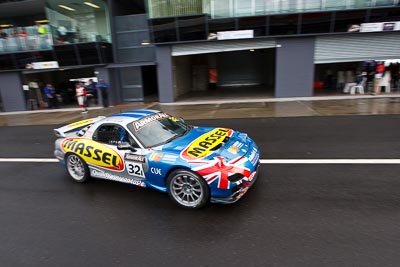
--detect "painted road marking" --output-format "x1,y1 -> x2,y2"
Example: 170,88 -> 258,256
0,158 -> 400,164
0,158 -> 59,163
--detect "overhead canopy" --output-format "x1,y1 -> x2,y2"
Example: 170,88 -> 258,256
172,38 -> 277,56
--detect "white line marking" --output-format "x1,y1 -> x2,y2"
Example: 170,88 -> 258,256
0,158 -> 400,164
260,159 -> 400,164
0,158 -> 59,163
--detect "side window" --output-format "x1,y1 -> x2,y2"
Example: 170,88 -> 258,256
94,124 -> 138,147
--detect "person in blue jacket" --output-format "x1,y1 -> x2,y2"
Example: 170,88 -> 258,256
97,79 -> 109,107
43,83 -> 57,108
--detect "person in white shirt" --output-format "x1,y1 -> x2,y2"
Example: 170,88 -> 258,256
75,82 -> 88,113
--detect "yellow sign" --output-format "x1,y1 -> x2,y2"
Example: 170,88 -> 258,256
181,128 -> 233,160
62,138 -> 124,171
67,119 -> 94,128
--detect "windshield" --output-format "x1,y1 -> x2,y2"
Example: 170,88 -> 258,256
127,115 -> 190,148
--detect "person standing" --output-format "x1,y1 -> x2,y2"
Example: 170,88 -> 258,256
75,82 -> 88,113
43,83 -> 57,108
86,78 -> 98,105
97,79 -> 109,107
373,61 -> 385,95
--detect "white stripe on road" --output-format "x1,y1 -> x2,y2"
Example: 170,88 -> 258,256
260,159 -> 400,164
0,158 -> 400,164
0,158 -> 59,163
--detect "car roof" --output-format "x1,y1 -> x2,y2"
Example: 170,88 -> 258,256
104,109 -> 163,124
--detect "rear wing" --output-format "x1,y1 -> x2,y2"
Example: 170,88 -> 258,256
54,116 -> 106,138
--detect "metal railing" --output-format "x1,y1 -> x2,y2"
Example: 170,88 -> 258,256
0,34 -> 53,53
206,0 -> 400,18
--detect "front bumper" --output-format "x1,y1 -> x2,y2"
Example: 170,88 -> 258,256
210,165 -> 259,204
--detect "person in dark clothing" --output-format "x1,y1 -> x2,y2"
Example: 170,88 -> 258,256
86,79 -> 98,105
43,83 -> 58,108
97,79 -> 109,107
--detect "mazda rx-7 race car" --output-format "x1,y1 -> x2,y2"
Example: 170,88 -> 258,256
54,109 -> 260,209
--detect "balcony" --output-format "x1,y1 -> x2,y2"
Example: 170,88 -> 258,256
0,34 -> 52,54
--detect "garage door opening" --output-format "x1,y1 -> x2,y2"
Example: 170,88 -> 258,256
173,48 -> 275,101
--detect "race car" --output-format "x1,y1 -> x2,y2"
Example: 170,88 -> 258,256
54,109 -> 260,209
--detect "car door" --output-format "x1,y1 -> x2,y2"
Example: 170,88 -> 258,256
92,124 -> 147,184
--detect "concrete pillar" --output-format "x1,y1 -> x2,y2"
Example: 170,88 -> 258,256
0,72 -> 26,112
155,46 -> 174,103
275,37 -> 315,98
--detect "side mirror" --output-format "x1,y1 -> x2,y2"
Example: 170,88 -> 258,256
117,143 -> 136,152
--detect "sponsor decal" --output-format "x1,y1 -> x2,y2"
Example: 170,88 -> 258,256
62,138 -> 124,171
169,116 -> 180,122
162,154 -> 179,163
150,167 -> 162,175
248,147 -> 259,166
91,168 -> 145,187
67,119 -> 94,128
149,153 -> 163,162
228,141 -> 243,154
192,156 -> 250,190
125,154 -> 145,163
125,161 -> 145,178
181,128 -> 233,160
133,112 -> 169,131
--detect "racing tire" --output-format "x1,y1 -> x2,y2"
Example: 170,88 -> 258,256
65,153 -> 90,183
167,169 -> 210,209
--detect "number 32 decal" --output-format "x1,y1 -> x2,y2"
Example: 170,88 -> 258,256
126,162 -> 145,178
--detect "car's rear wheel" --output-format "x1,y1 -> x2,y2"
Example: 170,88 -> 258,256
167,169 -> 209,209
66,153 -> 89,183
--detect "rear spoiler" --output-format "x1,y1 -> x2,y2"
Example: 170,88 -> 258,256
54,116 -> 106,138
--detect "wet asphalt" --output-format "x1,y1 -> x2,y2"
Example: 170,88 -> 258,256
1,115 -> 400,266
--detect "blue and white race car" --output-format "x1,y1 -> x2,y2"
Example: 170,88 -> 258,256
54,110 -> 260,209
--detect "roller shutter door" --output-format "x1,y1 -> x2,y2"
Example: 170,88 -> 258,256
172,38 -> 277,56
315,32 -> 400,64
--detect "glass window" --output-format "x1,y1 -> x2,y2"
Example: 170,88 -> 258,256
300,12 -> 332,34
369,7 -> 400,23
45,0 -> 110,45
150,18 -> 178,43
15,51 -> 55,69
238,16 -> 266,37
127,114 -> 190,148
208,18 -> 236,34
53,44 -> 79,66
333,10 -> 367,32
177,15 -> 206,41
0,54 -> 16,70
325,0 -> 347,9
269,14 -> 299,35
78,43 -> 100,65
234,1 -> 253,17
147,0 -> 202,18
211,0 -> 232,18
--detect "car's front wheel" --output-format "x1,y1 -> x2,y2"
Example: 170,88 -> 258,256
167,169 -> 210,209
66,153 -> 90,183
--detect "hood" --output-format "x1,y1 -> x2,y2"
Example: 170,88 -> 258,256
160,126 -> 250,162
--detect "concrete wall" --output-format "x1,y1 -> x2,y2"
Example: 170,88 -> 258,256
156,46 -> 174,103
275,37 -> 315,97
95,66 -> 112,106
0,72 -> 25,112
173,56 -> 192,97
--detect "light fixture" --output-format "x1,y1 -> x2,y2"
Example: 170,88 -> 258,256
35,20 -> 49,24
141,40 -> 151,46
249,49 -> 255,52
58,4 -> 76,11
0,24 -> 13,28
84,2 -> 101,8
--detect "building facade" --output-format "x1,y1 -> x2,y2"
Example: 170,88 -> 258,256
0,0 -> 400,111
